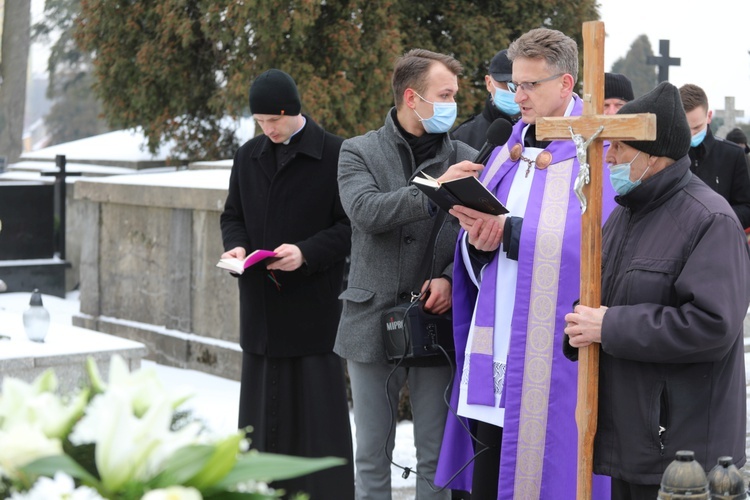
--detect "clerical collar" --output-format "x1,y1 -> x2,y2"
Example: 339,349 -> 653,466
283,116 -> 307,145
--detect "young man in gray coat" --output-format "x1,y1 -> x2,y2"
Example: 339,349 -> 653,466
335,49 -> 480,499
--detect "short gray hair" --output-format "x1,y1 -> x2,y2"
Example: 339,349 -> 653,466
507,28 -> 578,82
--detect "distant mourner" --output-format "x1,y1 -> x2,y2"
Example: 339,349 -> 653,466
679,83 -> 750,228
451,49 -> 521,150
603,72 -> 634,115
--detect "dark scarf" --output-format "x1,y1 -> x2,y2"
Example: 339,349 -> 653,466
391,108 -> 445,167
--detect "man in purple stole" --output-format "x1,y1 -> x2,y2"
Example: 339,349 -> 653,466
435,28 -> 614,499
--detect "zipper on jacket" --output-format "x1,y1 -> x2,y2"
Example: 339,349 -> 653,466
658,384 -> 669,456
658,426 -> 666,455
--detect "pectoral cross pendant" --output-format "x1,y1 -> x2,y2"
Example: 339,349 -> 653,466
520,154 -> 535,178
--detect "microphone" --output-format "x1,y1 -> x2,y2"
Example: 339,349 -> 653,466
473,118 -> 514,165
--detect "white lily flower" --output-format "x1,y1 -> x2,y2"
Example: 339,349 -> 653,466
141,486 -> 203,500
144,420 -> 205,477
70,386 -> 174,492
0,373 -> 88,439
90,356 -> 193,418
0,423 -> 62,477
9,472 -> 104,500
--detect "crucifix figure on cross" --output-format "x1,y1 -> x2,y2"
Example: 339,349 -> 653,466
571,124 -> 604,213
536,21 -> 655,500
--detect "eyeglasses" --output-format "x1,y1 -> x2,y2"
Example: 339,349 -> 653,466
507,73 -> 564,94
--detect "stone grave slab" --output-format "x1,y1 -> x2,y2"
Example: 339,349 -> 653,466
0,310 -> 148,394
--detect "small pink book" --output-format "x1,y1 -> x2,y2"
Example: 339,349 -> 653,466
216,249 -> 277,274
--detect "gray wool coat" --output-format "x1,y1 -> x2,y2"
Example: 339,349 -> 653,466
335,109 -> 477,363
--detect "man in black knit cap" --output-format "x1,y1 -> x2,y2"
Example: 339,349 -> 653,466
726,127 -> 750,172
565,81 -> 750,500
220,68 -> 354,499
603,72 -> 634,115
451,49 -> 520,150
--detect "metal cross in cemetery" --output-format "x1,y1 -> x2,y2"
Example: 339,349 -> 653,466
41,155 -> 81,260
647,39 -> 681,83
535,21 -> 656,500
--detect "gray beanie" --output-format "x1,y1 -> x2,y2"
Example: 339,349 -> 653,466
248,69 -> 301,116
617,82 -> 691,160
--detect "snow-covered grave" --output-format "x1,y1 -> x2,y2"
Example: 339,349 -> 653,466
1,121 -> 254,381
0,123 -> 252,297
0,308 -> 147,394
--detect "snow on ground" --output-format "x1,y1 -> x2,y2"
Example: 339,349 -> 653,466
0,290 -> 418,496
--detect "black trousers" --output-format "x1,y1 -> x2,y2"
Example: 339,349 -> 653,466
611,477 -> 660,500
470,420 -> 503,498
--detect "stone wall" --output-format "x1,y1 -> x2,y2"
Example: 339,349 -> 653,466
73,170 -> 242,380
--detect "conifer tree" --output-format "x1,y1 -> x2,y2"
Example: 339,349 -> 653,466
74,0 -> 600,159
611,34 -> 658,99
34,0 -> 109,146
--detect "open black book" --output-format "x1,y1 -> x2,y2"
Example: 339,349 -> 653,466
412,172 -> 508,216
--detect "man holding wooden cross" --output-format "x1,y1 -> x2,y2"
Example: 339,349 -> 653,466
564,82 -> 750,499
435,27 -> 614,498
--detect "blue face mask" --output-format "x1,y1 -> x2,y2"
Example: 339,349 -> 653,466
691,127 -> 707,147
609,151 -> 649,196
413,92 -> 457,134
492,84 -> 520,115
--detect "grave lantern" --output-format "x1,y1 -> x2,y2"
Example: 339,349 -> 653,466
659,450 -> 710,500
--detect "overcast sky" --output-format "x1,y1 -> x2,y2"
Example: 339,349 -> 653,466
599,0 -> 750,122
30,1 -> 750,123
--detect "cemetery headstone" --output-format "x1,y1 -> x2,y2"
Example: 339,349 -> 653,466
714,97 -> 745,139
0,178 -> 68,297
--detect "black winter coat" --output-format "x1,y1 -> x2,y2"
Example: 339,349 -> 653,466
591,157 -> 750,484
220,116 -> 351,357
688,127 -> 750,228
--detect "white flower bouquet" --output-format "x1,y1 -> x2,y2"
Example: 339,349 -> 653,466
0,356 -> 343,499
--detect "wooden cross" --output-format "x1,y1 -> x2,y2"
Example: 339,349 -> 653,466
647,39 -> 681,83
535,21 -> 656,500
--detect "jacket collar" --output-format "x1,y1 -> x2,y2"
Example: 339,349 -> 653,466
250,114 -> 326,161
384,107 -> 455,173
689,125 -> 716,160
616,155 -> 692,214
